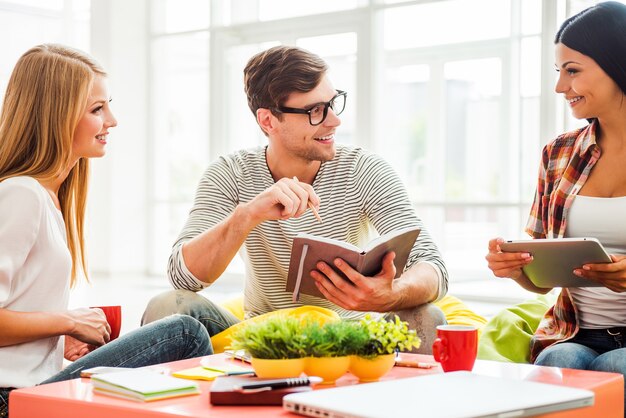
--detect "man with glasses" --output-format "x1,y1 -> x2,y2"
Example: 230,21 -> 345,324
142,46 -> 448,353
277,89 -> 346,126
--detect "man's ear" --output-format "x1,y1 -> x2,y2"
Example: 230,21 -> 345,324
256,108 -> 275,135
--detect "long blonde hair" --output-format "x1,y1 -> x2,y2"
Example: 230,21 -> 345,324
0,44 -> 106,286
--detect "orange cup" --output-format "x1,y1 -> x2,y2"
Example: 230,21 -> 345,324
432,325 -> 477,372
92,305 -> 122,341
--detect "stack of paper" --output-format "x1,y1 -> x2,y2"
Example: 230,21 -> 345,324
91,369 -> 200,402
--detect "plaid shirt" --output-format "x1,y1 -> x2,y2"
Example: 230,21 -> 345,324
525,120 -> 602,362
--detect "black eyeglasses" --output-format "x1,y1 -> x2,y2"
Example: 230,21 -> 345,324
276,90 -> 347,126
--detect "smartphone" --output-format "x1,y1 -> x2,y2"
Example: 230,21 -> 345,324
80,366 -> 133,378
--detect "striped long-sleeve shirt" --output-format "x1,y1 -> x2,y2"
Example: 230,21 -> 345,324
168,145 -> 448,319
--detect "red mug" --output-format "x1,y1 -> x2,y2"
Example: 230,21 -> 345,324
92,305 -> 122,341
432,325 -> 477,372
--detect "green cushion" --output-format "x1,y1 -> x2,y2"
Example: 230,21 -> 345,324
477,294 -> 555,364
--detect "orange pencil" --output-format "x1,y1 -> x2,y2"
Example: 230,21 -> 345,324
307,201 -> 323,223
293,176 -> 323,223
395,358 -> 437,369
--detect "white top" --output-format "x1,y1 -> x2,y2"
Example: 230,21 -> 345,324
168,145 -> 448,319
565,195 -> 626,328
0,176 -> 71,387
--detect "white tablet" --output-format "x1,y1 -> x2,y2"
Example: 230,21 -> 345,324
499,237 -> 612,288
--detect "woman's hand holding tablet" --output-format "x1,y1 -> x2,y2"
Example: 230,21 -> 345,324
499,238 -> 612,289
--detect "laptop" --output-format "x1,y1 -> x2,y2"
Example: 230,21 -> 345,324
283,371 -> 594,418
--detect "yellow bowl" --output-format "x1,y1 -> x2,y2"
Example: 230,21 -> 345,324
304,356 -> 350,384
250,357 -> 305,378
349,354 -> 395,382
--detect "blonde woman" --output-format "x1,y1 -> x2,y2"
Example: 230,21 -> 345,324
0,44 -> 211,417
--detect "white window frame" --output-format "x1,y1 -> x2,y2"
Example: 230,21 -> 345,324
139,0 -> 594,297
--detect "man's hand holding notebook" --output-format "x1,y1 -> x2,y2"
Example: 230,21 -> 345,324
286,226 -> 420,301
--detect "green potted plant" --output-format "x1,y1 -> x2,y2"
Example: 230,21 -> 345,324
228,313 -> 420,382
229,315 -> 308,378
302,320 -> 369,384
349,314 -> 421,382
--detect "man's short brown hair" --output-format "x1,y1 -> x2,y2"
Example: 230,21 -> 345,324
244,46 -> 328,118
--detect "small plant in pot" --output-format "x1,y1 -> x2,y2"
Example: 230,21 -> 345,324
349,314 -> 421,382
228,313 -> 420,382
229,315 -> 308,378
302,320 -> 369,384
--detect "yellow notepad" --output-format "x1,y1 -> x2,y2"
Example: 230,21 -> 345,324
172,367 -> 224,381
172,363 -> 254,381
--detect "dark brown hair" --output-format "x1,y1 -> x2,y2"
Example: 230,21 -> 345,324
243,46 -> 328,120
555,1 -> 626,95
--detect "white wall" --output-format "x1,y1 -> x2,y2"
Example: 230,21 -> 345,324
87,0 -> 150,275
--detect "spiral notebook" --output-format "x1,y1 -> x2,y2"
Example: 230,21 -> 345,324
283,371 -> 594,418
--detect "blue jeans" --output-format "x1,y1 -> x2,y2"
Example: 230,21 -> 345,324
141,290 -> 241,337
535,327 -> 626,412
0,388 -> 13,418
142,289 -> 446,354
0,315 -> 212,417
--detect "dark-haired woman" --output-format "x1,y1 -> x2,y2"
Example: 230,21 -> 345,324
485,1 -> 626,409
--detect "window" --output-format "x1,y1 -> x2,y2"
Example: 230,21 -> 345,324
146,0 -> 608,291
0,0 -> 90,100
150,32 -> 210,269
375,1 -> 541,281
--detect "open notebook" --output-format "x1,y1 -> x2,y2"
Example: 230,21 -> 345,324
286,226 -> 420,301
283,371 -> 594,418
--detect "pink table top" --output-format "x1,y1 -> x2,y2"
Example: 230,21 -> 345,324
9,353 -> 624,418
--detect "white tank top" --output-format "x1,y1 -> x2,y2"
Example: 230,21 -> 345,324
565,195 -> 626,328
